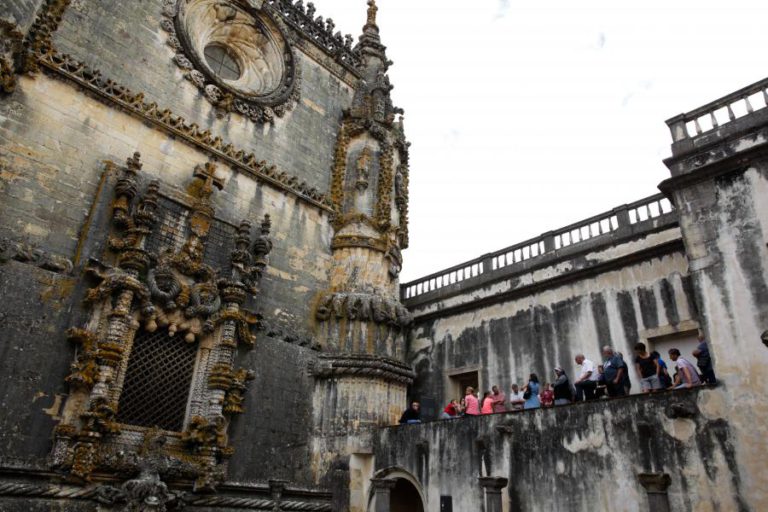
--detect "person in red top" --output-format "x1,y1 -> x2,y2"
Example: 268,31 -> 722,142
440,399 -> 460,419
540,382 -> 555,407
481,391 -> 493,414
464,387 -> 480,415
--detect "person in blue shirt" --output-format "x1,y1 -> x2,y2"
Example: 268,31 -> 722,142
601,345 -> 626,397
693,331 -> 717,385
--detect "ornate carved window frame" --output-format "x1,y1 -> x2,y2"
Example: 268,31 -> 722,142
161,0 -> 302,124
51,153 -> 272,492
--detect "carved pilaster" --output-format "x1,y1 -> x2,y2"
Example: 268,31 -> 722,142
638,473 -> 672,512
478,476 -> 509,512
370,478 -> 397,512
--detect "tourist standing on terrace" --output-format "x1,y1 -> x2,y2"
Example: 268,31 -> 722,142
668,349 -> 701,388
398,401 -> 421,424
693,332 -> 717,385
634,342 -> 662,392
652,351 -> 673,388
552,367 -> 574,405
523,373 -> 541,409
440,400 -> 460,419
509,383 -> 526,411
602,346 -> 627,397
574,354 -> 599,401
481,391 -> 494,414
491,385 -> 507,413
540,383 -> 554,407
464,387 -> 480,416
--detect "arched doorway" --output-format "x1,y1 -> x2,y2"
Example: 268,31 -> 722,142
390,477 -> 424,512
368,468 -> 427,512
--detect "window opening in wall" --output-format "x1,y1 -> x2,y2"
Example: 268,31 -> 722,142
116,327 -> 198,431
440,495 -> 453,512
648,329 -> 700,378
448,371 -> 479,401
204,44 -> 241,81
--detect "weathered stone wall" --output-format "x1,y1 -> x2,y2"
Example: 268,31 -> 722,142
51,0 -> 354,192
662,104 -> 768,511
0,0 -> 357,494
407,225 -> 697,412
372,387 -> 747,512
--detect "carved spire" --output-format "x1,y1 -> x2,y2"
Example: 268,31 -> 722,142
357,0 -> 387,66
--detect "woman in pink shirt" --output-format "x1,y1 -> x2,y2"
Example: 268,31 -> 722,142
480,391 -> 493,414
464,386 -> 480,416
464,387 -> 480,416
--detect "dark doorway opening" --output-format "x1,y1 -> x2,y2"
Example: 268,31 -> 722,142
390,478 -> 424,512
449,370 -> 479,400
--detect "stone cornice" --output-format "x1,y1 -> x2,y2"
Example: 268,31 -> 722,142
18,0 -> 334,213
33,50 -> 333,212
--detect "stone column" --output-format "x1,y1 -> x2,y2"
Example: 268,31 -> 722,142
478,476 -> 508,512
638,473 -> 671,512
370,478 -> 397,512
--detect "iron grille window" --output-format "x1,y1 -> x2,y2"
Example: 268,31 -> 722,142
116,327 -> 198,431
146,196 -> 237,272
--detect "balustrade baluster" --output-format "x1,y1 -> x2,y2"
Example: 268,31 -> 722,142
693,118 -> 703,135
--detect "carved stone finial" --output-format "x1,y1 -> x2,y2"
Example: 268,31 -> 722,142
366,0 -> 378,27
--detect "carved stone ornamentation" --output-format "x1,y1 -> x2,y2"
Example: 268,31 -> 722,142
161,0 -> 301,124
0,19 -> 23,94
327,0 -> 410,261
51,153 -> 273,492
0,235 -> 74,273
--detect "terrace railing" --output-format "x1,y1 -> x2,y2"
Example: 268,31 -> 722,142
401,194 -> 676,302
666,77 -> 768,153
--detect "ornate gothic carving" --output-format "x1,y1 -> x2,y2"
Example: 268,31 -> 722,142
161,0 -> 301,124
0,19 -> 23,94
265,0 -> 361,74
309,354 -> 416,385
315,291 -> 412,328
0,235 -> 74,273
328,1 -> 410,255
51,153 -> 273,493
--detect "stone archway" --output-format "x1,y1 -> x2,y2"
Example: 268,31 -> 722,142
390,477 -> 424,512
368,468 -> 426,512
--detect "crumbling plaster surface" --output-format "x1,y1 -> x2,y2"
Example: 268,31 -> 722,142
670,164 -> 768,511
409,227 -> 683,316
373,388 -> 746,512
408,243 -> 695,408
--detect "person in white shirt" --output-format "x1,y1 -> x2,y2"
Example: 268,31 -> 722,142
509,383 -> 526,411
574,354 -> 600,401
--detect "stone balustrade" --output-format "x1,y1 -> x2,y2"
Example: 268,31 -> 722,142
665,76 -> 768,156
401,193 -> 676,302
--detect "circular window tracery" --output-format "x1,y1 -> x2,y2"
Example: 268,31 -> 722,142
161,0 -> 301,124
203,44 -> 241,81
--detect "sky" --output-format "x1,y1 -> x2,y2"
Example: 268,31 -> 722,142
311,0 -> 768,282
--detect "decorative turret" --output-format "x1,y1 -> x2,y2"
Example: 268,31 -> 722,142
310,0 -> 413,498
318,0 -> 411,360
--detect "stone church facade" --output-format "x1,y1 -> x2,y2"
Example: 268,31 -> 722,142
0,1 -> 766,511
